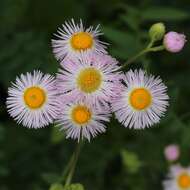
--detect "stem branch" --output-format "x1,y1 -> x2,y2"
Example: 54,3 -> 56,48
120,45 -> 165,71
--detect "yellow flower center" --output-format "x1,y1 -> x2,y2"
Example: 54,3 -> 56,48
178,173 -> 190,189
71,32 -> 93,51
72,105 -> 92,125
129,88 -> 152,110
24,87 -> 46,109
77,68 -> 102,93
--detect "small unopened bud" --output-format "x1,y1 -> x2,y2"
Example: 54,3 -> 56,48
164,144 -> 180,162
149,22 -> 166,41
164,31 -> 186,53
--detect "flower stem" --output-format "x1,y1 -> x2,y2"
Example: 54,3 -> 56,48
124,49 -> 149,67
64,140 -> 82,186
147,38 -> 155,49
149,45 -> 165,52
60,150 -> 76,182
120,45 -> 165,71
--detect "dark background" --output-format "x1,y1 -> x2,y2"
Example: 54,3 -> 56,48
0,0 -> 190,189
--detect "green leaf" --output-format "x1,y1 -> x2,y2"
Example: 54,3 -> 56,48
119,5 -> 141,31
102,26 -> 135,47
102,26 -> 142,59
141,7 -> 189,21
50,183 -> 64,190
121,149 -> 142,174
120,15 -> 139,31
64,183 -> 84,190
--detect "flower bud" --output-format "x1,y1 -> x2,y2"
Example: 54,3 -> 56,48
149,22 -> 166,41
164,144 -> 180,162
164,32 -> 186,53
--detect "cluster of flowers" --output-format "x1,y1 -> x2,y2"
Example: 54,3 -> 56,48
6,19 -> 171,142
163,145 -> 190,190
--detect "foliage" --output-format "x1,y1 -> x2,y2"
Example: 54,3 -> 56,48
0,0 -> 190,190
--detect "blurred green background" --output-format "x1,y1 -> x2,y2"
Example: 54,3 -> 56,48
0,0 -> 190,189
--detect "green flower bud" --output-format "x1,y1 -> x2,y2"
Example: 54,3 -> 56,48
49,183 -> 64,190
149,22 -> 166,41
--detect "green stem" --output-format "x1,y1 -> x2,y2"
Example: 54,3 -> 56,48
120,45 -> 165,71
125,49 -> 149,66
147,38 -> 155,49
149,45 -> 165,52
64,140 -> 82,186
60,151 -> 76,182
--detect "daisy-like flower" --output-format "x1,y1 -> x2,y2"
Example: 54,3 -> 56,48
52,19 -> 107,61
57,99 -> 111,142
56,53 -> 122,107
163,165 -> 190,190
111,69 -> 169,129
6,71 -> 59,128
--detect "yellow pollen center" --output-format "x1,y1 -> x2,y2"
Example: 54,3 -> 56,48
77,68 -> 102,93
71,32 -> 93,50
178,173 -> 190,189
129,88 -> 152,110
72,106 -> 91,125
24,87 -> 46,109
